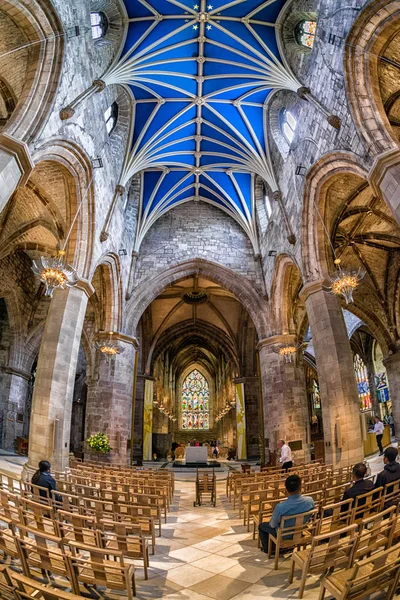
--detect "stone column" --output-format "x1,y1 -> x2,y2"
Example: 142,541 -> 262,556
258,336 -> 311,465
383,352 -> 400,436
300,281 -> 364,467
0,133 -> 34,214
23,282 -> 94,477
0,367 -> 30,452
85,335 -> 137,465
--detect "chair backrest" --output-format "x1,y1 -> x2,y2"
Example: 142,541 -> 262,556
279,509 -> 319,545
355,505 -> 397,559
323,483 -> 351,504
0,566 -> 15,600
57,510 -> 99,546
317,498 -> 353,534
383,479 -> 400,508
15,528 -> 67,578
344,542 -> 400,599
307,524 -> 359,572
12,571 -> 81,600
352,487 -> 383,521
0,525 -> 19,558
67,541 -> 132,590
0,489 -> 19,522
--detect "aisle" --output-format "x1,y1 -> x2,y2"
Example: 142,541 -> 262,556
137,477 -> 321,600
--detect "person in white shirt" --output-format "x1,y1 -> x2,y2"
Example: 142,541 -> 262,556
369,416 -> 385,455
278,440 -> 293,472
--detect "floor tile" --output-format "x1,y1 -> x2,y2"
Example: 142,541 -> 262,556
189,574 -> 251,600
168,546 -> 210,563
165,564 -> 213,587
191,554 -> 240,575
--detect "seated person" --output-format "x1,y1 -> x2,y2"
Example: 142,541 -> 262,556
342,462 -> 374,501
258,475 -> 314,553
31,460 -> 60,501
375,447 -> 400,505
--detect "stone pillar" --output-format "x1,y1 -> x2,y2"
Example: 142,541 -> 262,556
300,281 -> 364,467
0,367 -> 30,452
383,352 -> 400,436
0,133 -> 34,214
143,378 -> 154,461
85,335 -> 137,465
24,282 -> 94,476
258,336 -> 311,465
369,149 -> 400,224
235,382 -> 247,460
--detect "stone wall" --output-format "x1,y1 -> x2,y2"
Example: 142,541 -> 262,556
133,202 -> 264,291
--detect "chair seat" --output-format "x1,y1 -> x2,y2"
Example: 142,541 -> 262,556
325,564 -> 373,592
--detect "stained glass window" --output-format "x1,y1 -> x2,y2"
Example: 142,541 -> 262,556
353,354 -> 372,411
312,379 -> 321,410
181,369 -> 209,430
295,20 -> 317,49
91,12 -> 108,40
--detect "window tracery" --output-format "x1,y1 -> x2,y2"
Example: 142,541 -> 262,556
181,370 -> 209,430
104,102 -> 118,134
280,109 -> 297,144
91,12 -> 108,40
295,20 -> 317,49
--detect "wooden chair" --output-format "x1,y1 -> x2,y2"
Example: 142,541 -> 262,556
0,566 -> 15,600
290,523 -> 359,598
382,479 -> 400,510
0,525 -> 20,560
99,513 -> 156,554
268,508 -> 319,570
317,499 -> 354,535
351,487 -> 383,522
12,571 -> 81,600
354,505 -> 396,560
15,527 -> 70,583
97,521 -> 149,579
318,542 -> 400,600
322,483 -> 351,505
57,510 -> 99,547
67,542 -> 136,600
253,498 -> 281,545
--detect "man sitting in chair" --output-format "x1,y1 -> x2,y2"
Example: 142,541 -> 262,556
342,462 -> 374,501
258,475 -> 314,553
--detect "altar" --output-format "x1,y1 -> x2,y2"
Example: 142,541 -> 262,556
185,446 -> 208,463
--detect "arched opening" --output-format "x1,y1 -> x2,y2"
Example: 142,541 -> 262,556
294,20 -> 317,49
130,269 -> 263,463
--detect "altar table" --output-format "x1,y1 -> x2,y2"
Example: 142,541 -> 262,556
185,446 -> 208,463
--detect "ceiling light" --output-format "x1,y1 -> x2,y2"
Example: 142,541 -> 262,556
330,259 -> 365,304
32,250 -> 79,298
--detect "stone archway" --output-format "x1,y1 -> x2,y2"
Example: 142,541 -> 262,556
125,258 -> 270,340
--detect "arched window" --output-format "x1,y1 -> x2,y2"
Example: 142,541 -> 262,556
353,354 -> 372,411
295,20 -> 317,49
265,194 -> 272,220
0,77 -> 16,126
104,102 -> 118,134
280,109 -> 297,145
90,12 -> 108,40
181,369 -> 209,430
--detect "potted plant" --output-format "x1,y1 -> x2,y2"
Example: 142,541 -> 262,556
86,432 -> 111,459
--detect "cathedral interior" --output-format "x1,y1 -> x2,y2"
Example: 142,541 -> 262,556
1,0 -> 400,598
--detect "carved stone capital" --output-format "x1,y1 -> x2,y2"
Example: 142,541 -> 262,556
100,230 -> 109,243
116,185 -> 125,196
93,79 -> 106,92
287,233 -> 296,245
0,133 -> 34,186
327,115 -> 341,130
272,190 -> 282,202
297,86 -> 311,99
60,106 -> 75,121
299,279 -> 330,302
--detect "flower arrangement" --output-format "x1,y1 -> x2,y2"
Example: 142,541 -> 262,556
86,432 -> 111,454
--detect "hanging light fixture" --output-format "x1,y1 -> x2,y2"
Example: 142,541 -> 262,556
32,250 -> 79,298
329,258 -> 365,305
32,176 -> 93,297
95,331 -> 125,362
311,197 -> 365,304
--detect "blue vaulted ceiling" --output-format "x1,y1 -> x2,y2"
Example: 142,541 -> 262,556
108,0 -> 298,251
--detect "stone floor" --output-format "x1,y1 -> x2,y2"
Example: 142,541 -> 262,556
135,476 -> 322,600
0,450 -> 396,598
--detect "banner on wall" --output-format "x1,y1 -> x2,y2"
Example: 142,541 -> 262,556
235,382 -> 247,460
143,379 -> 154,461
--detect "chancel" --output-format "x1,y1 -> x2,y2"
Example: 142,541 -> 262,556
1,0 -> 400,598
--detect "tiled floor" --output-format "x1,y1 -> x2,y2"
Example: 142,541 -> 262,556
137,476 -> 323,600
0,450 -> 396,598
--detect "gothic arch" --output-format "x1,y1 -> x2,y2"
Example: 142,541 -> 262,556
269,254 -> 305,336
0,0 -> 64,142
125,259 -> 270,339
32,139 -> 95,278
345,0 -> 400,155
90,253 -> 122,333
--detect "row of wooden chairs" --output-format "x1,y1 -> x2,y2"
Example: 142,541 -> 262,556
0,523 -> 136,599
